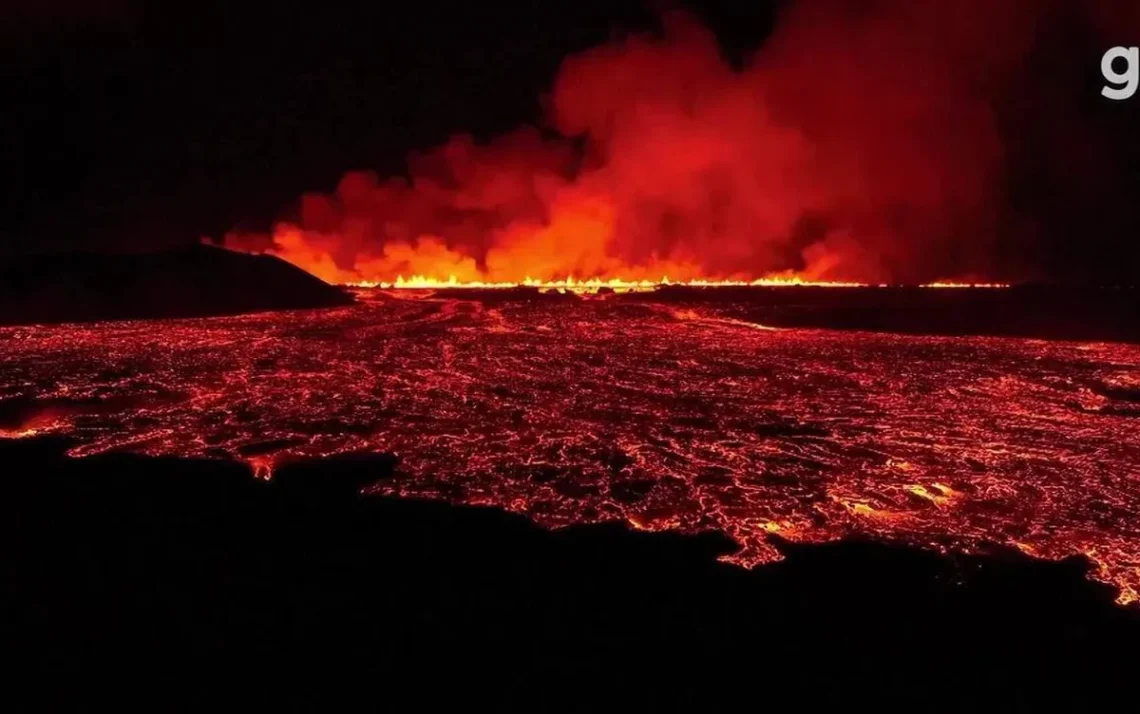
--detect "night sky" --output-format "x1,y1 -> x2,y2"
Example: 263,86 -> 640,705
2,1 -> 1139,283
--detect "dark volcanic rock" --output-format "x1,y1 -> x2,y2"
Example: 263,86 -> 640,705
3,438 -> 1138,710
634,284 -> 1140,342
0,244 -> 353,325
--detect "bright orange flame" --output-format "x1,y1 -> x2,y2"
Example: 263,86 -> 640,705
350,274 -> 873,291
236,227 -> 1006,291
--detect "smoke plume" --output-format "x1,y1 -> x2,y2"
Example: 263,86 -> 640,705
224,1 -> 1140,284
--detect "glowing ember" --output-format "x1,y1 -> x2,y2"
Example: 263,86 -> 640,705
0,291 -> 1136,604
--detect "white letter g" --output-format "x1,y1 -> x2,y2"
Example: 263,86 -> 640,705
1102,46 -> 1139,100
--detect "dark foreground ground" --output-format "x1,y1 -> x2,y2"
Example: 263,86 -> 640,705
3,439 -> 1138,711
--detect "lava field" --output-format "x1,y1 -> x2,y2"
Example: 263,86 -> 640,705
2,288 -> 1137,603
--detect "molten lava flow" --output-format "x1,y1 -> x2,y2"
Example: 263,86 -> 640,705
1,291 -> 1137,605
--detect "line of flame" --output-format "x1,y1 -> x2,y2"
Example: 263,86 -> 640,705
344,275 -> 1010,291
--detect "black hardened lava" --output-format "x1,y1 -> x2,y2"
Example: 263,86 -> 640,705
3,438 -> 1137,711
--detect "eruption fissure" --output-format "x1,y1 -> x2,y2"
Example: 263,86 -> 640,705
345,276 -> 1009,291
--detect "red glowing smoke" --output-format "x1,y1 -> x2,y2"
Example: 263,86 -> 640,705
224,1 -> 1137,285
